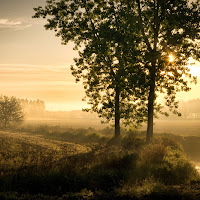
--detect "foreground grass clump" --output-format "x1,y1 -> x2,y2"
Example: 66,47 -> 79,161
117,137 -> 199,199
0,129 -> 199,199
138,137 -> 198,184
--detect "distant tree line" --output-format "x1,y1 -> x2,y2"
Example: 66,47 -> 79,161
0,95 -> 46,128
180,99 -> 200,116
20,99 -> 45,117
159,99 -> 200,120
176,99 -> 200,119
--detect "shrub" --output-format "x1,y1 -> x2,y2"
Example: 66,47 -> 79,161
117,177 -> 165,199
137,137 -> 199,185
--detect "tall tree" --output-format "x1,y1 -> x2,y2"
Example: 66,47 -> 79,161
33,0 -> 147,137
135,0 -> 200,142
33,0 -> 200,140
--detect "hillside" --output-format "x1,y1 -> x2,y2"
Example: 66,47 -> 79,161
0,129 -> 200,199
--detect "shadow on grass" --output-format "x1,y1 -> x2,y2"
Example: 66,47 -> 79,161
0,131 -> 200,199
0,140 -> 138,196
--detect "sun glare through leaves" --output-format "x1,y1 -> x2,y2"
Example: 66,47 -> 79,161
169,54 -> 174,62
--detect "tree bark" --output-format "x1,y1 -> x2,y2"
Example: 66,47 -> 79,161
146,0 -> 159,143
115,86 -> 120,137
146,67 -> 156,143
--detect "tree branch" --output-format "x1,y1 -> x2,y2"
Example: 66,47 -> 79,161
136,0 -> 152,52
154,0 -> 160,50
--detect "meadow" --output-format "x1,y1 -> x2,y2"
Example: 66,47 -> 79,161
24,118 -> 200,136
0,121 -> 200,199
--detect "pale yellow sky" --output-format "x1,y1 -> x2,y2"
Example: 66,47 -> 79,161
0,0 -> 87,111
0,0 -> 200,111
0,63 -> 87,111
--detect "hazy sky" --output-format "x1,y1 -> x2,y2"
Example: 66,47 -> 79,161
0,0 -> 200,111
0,0 -> 87,111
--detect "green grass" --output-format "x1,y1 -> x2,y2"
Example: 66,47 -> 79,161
0,126 -> 200,199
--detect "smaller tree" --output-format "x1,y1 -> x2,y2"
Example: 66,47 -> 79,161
0,95 -> 24,128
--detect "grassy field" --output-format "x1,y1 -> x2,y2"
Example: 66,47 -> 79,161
0,125 -> 200,199
25,118 -> 200,136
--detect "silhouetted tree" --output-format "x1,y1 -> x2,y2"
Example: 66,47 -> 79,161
135,0 -> 200,142
33,0 -> 147,137
0,95 -> 24,128
33,0 -> 200,141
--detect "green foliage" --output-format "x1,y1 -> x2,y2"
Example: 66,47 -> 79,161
0,95 -> 24,128
136,0 -> 200,108
135,0 -> 200,140
33,0 -> 200,140
33,0 -> 148,135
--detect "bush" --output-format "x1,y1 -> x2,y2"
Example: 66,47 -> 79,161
117,177 -> 165,199
137,137 -> 199,185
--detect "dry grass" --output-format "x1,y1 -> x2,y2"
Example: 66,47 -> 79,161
0,128 -> 199,199
0,130 -> 92,175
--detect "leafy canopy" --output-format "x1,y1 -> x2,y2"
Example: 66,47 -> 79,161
33,0 -> 148,127
33,0 -> 200,130
135,0 -> 200,116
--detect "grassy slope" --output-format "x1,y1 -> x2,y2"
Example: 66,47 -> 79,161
0,129 -> 200,199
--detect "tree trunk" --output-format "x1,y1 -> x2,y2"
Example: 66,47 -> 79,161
146,0 -> 159,143
146,68 -> 156,143
115,86 -> 120,137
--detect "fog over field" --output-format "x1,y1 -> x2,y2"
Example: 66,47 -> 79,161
0,0 -> 200,112
20,98 -> 200,136
1,0 -> 200,199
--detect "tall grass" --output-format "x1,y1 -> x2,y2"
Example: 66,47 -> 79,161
0,127 -> 199,199
17,125 -> 111,143
137,137 -> 198,184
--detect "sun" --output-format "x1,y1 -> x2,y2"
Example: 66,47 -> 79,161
169,54 -> 174,62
